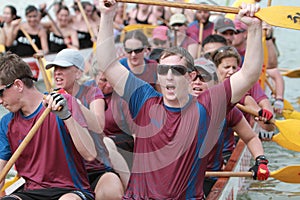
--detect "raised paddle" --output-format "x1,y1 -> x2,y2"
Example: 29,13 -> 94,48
205,165 -> 300,183
0,108 -> 51,184
272,132 -> 300,152
105,0 -> 300,30
236,104 -> 300,150
19,26 -> 52,92
196,22 -> 204,58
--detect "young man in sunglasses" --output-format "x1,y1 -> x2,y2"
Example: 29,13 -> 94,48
97,1 -> 265,199
0,53 -> 96,199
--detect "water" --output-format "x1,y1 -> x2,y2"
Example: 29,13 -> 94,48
1,0 -> 300,198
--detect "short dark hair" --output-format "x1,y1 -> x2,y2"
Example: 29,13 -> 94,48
25,5 -> 38,16
202,34 -> 227,48
0,52 -> 35,88
160,47 -> 194,72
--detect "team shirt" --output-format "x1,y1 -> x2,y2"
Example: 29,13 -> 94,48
207,107 -> 243,172
75,84 -> 113,172
0,94 -> 93,196
6,30 -> 42,57
119,58 -> 158,88
122,73 -> 233,199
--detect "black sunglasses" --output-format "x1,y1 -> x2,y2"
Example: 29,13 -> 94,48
0,76 -> 37,97
0,82 -> 14,97
172,23 -> 185,27
157,65 -> 189,76
124,47 -> 144,54
193,73 -> 212,82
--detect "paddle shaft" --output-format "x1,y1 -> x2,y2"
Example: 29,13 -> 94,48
206,171 -> 253,177
0,108 -> 51,183
19,27 -> 52,92
236,103 -> 275,124
106,0 -> 240,14
46,11 -> 64,38
197,22 -> 204,58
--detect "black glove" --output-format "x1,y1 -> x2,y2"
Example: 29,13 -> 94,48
50,92 -> 71,120
249,155 -> 270,180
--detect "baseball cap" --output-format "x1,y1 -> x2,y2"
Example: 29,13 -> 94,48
234,19 -> 247,33
194,57 -> 218,82
214,17 -> 236,33
152,26 -> 169,41
169,13 -> 187,26
46,49 -> 85,71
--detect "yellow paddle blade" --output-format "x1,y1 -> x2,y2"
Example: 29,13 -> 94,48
255,6 -> 300,30
271,165 -> 300,183
283,99 -> 294,111
275,119 -> 300,145
282,110 -> 300,120
1,175 -> 19,192
282,68 -> 300,78
272,132 -> 300,152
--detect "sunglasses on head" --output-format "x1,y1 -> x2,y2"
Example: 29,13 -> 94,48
211,46 -> 238,61
157,65 -> 189,76
124,47 -> 144,54
235,29 -> 246,34
153,39 -> 167,46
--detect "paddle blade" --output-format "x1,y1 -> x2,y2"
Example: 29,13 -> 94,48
272,132 -> 300,152
282,110 -> 300,120
282,68 -> 300,78
271,165 -> 300,183
275,119 -> 300,145
283,99 -> 294,111
256,6 -> 300,30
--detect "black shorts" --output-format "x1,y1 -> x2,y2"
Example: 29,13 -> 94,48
1,188 -> 94,200
88,169 -> 119,191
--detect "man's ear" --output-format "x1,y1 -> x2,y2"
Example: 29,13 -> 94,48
189,71 -> 197,81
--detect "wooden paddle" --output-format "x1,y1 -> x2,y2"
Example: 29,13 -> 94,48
236,104 -> 300,149
0,108 -> 51,184
205,165 -> 300,183
281,68 -> 300,78
19,26 -> 52,92
105,0 -> 300,30
76,0 -> 96,50
264,78 -> 294,112
197,22 -> 204,58
264,78 -> 300,119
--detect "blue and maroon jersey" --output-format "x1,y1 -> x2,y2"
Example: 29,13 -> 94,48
0,94 -> 92,195
119,58 -> 158,87
75,84 -> 113,172
207,107 -> 243,172
122,73 -> 233,199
